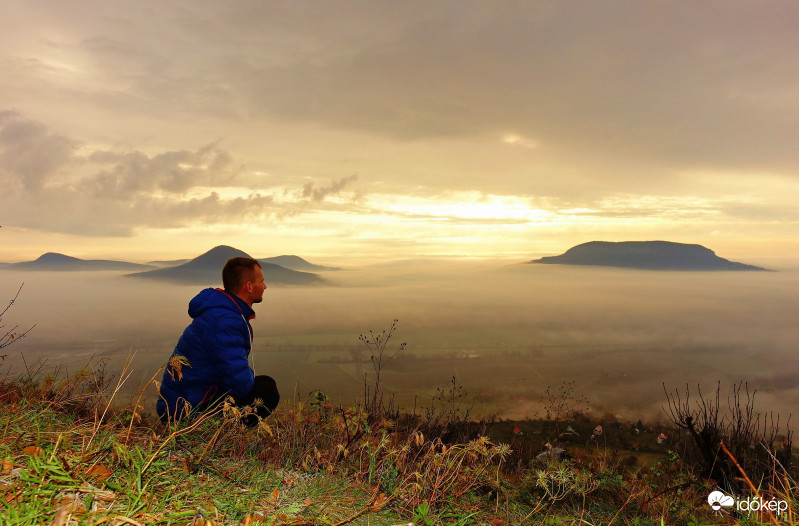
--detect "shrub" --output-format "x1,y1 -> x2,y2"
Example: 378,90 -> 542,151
663,380 -> 793,493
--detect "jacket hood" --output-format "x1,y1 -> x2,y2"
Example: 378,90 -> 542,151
188,288 -> 255,319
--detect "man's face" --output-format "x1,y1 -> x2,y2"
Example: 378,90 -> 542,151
248,266 -> 267,304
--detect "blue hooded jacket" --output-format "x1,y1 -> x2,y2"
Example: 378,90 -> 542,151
156,288 -> 256,421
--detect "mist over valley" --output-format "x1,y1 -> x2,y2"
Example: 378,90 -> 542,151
2,250 -> 797,427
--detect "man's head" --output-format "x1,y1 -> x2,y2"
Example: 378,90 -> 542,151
222,257 -> 266,306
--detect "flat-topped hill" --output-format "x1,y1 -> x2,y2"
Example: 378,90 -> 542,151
531,241 -> 768,271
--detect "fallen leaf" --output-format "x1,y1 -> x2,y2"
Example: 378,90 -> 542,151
368,493 -> 389,511
86,464 -> 113,480
282,477 -> 296,487
23,446 -> 43,456
269,489 -> 279,503
2,460 -> 15,475
240,515 -> 265,525
302,499 -> 313,506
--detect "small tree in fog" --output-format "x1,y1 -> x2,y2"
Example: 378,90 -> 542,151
359,319 -> 406,417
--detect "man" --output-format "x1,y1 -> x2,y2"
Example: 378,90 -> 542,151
157,256 -> 280,425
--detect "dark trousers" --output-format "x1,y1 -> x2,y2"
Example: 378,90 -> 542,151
159,375 -> 279,426
234,375 -> 280,427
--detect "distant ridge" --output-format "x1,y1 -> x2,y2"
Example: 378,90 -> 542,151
261,255 -> 340,272
147,258 -> 190,268
5,252 -> 155,272
531,241 -> 768,271
127,245 -> 326,286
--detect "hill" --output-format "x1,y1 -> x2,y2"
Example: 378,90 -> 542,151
5,252 -> 156,272
260,255 -> 340,272
531,241 -> 768,271
127,245 -> 326,286
145,255 -> 337,271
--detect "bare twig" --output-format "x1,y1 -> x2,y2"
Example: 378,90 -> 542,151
0,283 -> 36,351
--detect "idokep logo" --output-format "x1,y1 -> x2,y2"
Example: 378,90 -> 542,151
708,491 -> 788,517
708,491 -> 734,511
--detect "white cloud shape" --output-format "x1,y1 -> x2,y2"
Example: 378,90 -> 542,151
708,491 -> 734,510
502,133 -> 538,149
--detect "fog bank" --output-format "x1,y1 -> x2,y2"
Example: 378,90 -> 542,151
1,260 -> 797,424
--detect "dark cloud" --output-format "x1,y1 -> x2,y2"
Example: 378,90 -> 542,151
5,1 -> 799,181
171,1 -> 799,172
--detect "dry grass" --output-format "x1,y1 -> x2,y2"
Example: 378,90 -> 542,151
2,360 -> 797,525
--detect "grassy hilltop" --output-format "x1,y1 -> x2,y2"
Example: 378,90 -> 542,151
1,329 -> 796,525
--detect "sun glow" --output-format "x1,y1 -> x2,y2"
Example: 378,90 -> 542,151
373,192 -> 553,223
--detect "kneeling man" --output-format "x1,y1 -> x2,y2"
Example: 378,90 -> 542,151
157,256 -> 280,425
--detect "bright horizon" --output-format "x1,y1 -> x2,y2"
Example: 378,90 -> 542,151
2,2 -> 799,265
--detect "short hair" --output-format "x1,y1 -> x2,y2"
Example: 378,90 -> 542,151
222,257 -> 262,292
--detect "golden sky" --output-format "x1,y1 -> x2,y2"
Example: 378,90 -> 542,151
1,1 -> 798,265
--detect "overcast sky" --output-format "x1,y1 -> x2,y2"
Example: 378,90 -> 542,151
1,1 -> 798,264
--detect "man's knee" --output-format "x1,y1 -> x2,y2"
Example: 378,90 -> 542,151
253,375 -> 280,411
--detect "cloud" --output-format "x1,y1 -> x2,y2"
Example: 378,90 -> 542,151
167,1 -> 799,172
0,112 -> 245,199
0,111 -> 78,192
302,174 -> 359,202
0,112 -> 362,236
723,203 -> 799,222
80,35 -> 168,80
2,2 -> 798,258
502,134 -> 538,149
270,174 -> 362,220
128,191 -> 277,228
3,1 -> 799,198
82,143 -> 242,198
